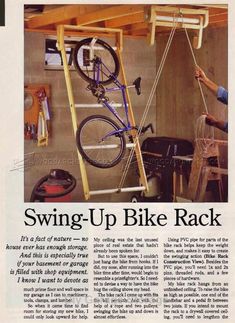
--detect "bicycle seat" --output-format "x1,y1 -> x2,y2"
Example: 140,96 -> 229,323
133,77 -> 141,95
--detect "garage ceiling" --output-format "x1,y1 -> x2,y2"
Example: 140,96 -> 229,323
24,4 -> 228,38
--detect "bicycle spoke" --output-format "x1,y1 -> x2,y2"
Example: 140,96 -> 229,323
73,38 -> 119,85
85,66 -> 90,80
77,116 -> 126,168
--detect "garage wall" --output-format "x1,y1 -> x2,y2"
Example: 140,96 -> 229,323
155,26 -> 228,142
24,32 -> 157,202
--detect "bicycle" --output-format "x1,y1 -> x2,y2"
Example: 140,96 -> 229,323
73,37 -> 153,168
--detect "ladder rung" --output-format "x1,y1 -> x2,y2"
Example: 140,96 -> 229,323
83,143 -> 136,150
72,44 -> 117,51
75,103 -> 123,108
90,186 -> 146,196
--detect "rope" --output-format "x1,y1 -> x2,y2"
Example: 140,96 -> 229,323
118,16 -> 214,189
118,20 -> 177,189
184,28 -> 208,114
184,27 -> 214,155
195,115 -> 214,155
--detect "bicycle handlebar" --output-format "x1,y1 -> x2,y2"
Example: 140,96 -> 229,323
140,123 -> 154,134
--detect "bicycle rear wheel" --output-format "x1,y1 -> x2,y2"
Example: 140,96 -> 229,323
76,115 -> 126,168
73,38 -> 120,85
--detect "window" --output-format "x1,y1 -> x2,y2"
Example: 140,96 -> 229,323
44,36 -> 92,71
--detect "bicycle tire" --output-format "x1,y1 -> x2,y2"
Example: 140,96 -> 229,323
73,38 -> 120,85
76,115 -> 126,168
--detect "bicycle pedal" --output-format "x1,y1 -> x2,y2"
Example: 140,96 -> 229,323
128,135 -> 134,143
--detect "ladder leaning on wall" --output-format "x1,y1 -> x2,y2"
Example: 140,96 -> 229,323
56,24 -> 149,200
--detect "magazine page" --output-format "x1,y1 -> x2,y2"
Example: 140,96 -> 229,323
0,1 -> 235,322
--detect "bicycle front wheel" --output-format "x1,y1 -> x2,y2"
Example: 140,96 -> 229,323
76,115 -> 126,168
73,38 -> 120,85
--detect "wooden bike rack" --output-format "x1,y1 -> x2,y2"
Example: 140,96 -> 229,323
57,25 -> 148,200
146,6 -> 209,49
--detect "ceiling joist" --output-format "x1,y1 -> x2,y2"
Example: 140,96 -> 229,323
25,4 -> 228,39
105,12 -> 146,28
75,5 -> 145,26
26,5 -> 108,29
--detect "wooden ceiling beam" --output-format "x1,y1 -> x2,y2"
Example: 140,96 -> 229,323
125,22 -> 149,36
26,5 -> 107,29
208,8 -> 227,15
131,29 -> 148,36
26,5 -> 85,29
105,12 -> 145,28
209,12 -> 228,24
25,4 -> 228,37
195,4 -> 228,9
128,22 -> 148,32
75,5 -> 145,26
208,8 -> 228,24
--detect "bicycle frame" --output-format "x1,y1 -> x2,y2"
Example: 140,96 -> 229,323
93,57 -> 133,140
